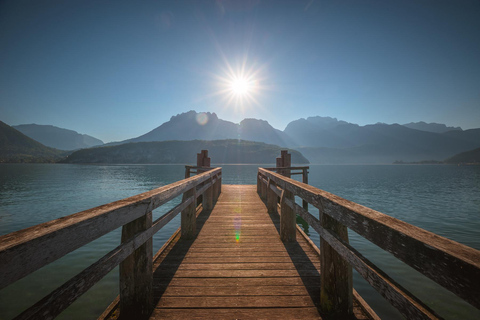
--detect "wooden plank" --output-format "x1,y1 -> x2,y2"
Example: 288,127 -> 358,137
157,285 -> 312,296
151,307 -> 321,320
159,262 -> 318,271
155,295 -> 316,308
154,269 -> 321,278
260,168 -> 480,309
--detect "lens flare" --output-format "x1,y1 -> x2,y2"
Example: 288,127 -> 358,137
195,112 -> 209,125
234,214 -> 242,243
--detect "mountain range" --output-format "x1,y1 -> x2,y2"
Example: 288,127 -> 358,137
111,111 -> 292,147
108,111 -> 480,164
13,124 -> 103,150
3,111 -> 479,164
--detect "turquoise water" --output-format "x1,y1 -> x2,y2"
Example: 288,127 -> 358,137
0,164 -> 479,319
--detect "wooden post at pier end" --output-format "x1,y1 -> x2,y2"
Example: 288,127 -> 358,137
302,168 -> 308,211
276,150 -> 291,178
119,212 -> 153,319
320,209 -> 353,317
197,149 -> 211,168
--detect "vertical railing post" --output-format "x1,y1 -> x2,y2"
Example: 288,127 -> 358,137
261,175 -> 267,200
119,211 -> 153,319
302,168 -> 308,211
181,187 -> 196,239
257,172 -> 261,195
320,209 -> 353,317
266,178 -> 277,214
203,176 -> 214,211
213,173 -> 220,202
280,189 -> 296,242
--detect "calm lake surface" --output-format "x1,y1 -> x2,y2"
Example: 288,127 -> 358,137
0,164 -> 479,319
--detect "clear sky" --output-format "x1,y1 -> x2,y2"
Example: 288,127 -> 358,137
1,0 -> 479,142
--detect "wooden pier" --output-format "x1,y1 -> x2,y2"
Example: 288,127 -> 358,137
1,150 -> 479,319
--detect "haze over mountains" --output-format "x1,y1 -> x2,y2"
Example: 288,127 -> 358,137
3,111 -> 480,164
13,124 -> 104,150
61,140 -> 308,164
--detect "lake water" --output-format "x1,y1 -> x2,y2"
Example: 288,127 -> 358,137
0,164 -> 479,319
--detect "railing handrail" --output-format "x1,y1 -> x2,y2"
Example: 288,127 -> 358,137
257,167 -> 480,318
0,167 -> 222,319
263,166 -> 310,170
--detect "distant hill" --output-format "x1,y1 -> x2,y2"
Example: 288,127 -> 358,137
402,122 -> 462,133
445,147 -> 480,165
13,124 -> 103,150
60,140 -> 309,164
0,121 -> 64,163
112,111 -> 292,147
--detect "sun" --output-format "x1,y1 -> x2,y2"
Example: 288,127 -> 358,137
230,77 -> 254,96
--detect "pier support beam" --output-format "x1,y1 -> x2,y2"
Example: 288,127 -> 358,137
120,211 -> 153,320
203,178 -> 214,211
280,189 -> 296,242
181,187 -> 197,239
320,210 -> 353,317
266,178 -> 277,214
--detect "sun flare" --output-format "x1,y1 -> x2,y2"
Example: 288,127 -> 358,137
204,54 -> 268,113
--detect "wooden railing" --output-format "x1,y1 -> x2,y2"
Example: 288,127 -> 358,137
257,167 -> 480,319
0,167 -> 222,320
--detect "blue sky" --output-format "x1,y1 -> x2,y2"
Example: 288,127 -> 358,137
1,0 -> 479,142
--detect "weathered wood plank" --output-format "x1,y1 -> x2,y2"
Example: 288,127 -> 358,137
154,269 -> 321,278
157,285 -> 313,296
154,276 -> 320,288
159,262 -> 318,271
151,307 -> 321,320
155,295 -> 316,308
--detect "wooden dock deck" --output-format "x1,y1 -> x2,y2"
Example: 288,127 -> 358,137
146,185 -> 371,319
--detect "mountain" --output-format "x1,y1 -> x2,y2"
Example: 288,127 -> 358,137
284,116 -> 358,148
284,117 -> 480,164
445,147 -> 480,165
0,121 -> 64,163
403,122 -> 462,133
113,111 -> 292,147
60,140 -> 309,164
13,124 -> 103,150
442,128 -> 480,145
